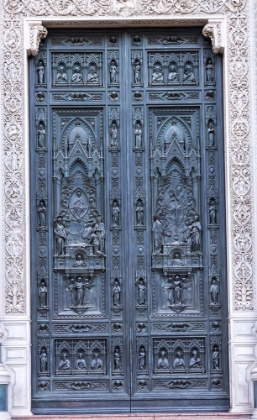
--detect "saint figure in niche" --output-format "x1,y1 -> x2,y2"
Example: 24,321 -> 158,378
87,65 -> 98,83
152,64 -> 164,83
158,349 -> 169,369
168,64 -> 179,82
37,60 -> 44,84
71,66 -> 82,83
76,352 -> 86,369
40,348 -> 47,372
59,352 -> 71,370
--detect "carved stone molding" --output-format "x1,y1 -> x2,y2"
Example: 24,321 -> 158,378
28,25 -> 48,56
202,20 -> 223,54
2,0 -> 254,315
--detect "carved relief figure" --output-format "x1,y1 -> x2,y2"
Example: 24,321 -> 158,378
152,215 -> 163,254
110,60 -> 118,84
73,253 -> 85,267
208,120 -> 215,146
112,200 -> 120,226
37,60 -> 45,84
134,59 -> 141,84
157,349 -> 169,369
94,216 -> 105,254
39,280 -> 47,307
137,278 -> 146,305
114,346 -> 122,371
83,278 -> 94,305
56,66 -> 68,83
91,352 -> 102,369
188,214 -> 202,252
70,189 -> 87,220
168,64 -> 179,82
172,251 -> 183,266
82,220 -> 105,256
112,279 -> 121,306
87,65 -> 98,83
209,198 -> 217,224
206,58 -> 214,83
173,351 -> 185,368
138,346 -> 146,370
134,122 -> 142,148
182,276 -> 191,304
54,217 -> 67,255
162,275 -> 192,308
75,352 -> 86,370
210,278 -> 219,304
74,276 -> 84,306
82,221 -> 94,245
212,346 -> 220,371
66,277 -> 75,307
136,200 -> 144,225
37,123 -> 45,148
183,63 -> 195,83
40,348 -> 47,372
152,64 -> 164,83
110,122 -> 118,147
189,349 -> 201,368
173,275 -> 183,304
38,200 -> 46,227
71,66 -> 82,83
58,351 -> 71,370
163,277 -> 174,305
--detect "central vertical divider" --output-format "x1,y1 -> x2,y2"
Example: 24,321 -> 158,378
119,30 -> 134,407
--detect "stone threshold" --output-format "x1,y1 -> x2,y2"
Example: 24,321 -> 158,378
12,413 -> 252,420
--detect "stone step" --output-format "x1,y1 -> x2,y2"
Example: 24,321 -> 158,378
12,414 -> 252,420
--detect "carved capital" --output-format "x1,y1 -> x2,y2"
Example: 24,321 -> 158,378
29,25 -> 48,56
202,22 -> 222,54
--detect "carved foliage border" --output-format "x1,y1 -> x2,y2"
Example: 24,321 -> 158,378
2,0 -> 253,313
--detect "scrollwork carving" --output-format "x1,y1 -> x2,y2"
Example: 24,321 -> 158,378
202,23 -> 222,54
29,25 -> 48,57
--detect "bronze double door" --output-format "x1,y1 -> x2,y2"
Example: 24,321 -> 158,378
30,28 -> 229,414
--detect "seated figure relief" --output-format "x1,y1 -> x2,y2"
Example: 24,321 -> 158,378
157,349 -> 169,369
75,352 -> 86,370
173,351 -> 185,368
183,63 -> 195,83
152,64 -> 164,83
87,65 -> 98,83
56,65 -> 68,83
71,66 -> 82,83
58,352 -> 71,370
189,349 -> 201,368
168,64 -> 179,83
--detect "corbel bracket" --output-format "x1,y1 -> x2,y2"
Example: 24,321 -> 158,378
202,18 -> 225,54
26,21 -> 48,57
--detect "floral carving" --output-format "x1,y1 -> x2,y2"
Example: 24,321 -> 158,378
1,0 -> 242,16
2,0 -> 254,313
